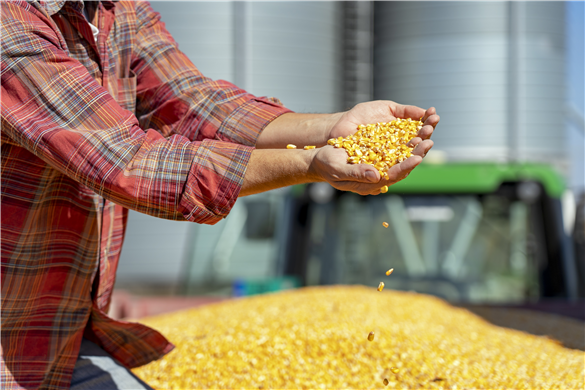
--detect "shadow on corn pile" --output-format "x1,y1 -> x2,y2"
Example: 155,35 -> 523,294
132,286 -> 584,389
457,305 -> 584,351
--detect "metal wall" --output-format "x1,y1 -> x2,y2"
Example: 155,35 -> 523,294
374,2 -> 566,166
147,1 -> 343,113
116,2 -> 343,287
242,2 -> 343,113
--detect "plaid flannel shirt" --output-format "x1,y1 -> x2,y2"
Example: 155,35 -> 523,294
0,1 -> 291,388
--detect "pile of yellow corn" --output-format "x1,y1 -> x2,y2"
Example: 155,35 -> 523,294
133,286 -> 583,389
328,119 -> 423,178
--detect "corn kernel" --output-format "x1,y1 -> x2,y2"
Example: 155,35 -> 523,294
286,144 -> 297,149
304,145 -> 316,150
386,268 -> 394,276
382,222 -> 389,228
368,331 -> 375,342
327,118 -> 422,174
383,378 -> 389,386
380,185 -> 388,193
377,282 -> 384,292
132,286 -> 585,390
391,367 -> 399,374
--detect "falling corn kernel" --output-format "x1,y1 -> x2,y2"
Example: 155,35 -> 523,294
383,378 -> 389,386
380,185 -> 388,194
367,331 -> 375,342
329,118 -> 422,171
304,145 -> 316,150
382,222 -> 389,228
386,268 -> 394,276
377,282 -> 384,292
286,144 -> 297,149
391,367 -> 399,374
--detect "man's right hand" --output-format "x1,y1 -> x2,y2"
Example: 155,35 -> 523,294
310,136 -> 434,196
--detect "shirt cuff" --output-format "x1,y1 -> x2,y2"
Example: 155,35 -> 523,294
178,138 -> 254,224
217,97 -> 292,147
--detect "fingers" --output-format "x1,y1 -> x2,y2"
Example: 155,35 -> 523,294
424,113 -> 440,129
422,107 -> 436,122
315,146 -> 382,188
342,162 -> 380,184
406,136 -> 422,148
411,139 -> 434,158
391,105 -> 439,141
326,147 -> 381,183
394,104 -> 426,121
332,180 -> 381,196
417,108 -> 439,140
388,155 -> 422,182
329,154 -> 424,195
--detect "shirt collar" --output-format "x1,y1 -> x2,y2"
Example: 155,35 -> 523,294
39,1 -> 117,17
41,0 -> 74,16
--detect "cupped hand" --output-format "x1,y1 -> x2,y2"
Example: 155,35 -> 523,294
314,100 -> 439,195
329,100 -> 439,144
310,137 -> 434,196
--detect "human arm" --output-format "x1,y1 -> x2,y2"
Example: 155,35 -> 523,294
255,102 -> 439,150
0,1 -> 256,224
242,101 -> 439,195
240,134 -> 434,197
131,1 -> 291,146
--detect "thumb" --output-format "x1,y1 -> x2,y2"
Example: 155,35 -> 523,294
364,169 -> 380,183
348,164 -> 380,183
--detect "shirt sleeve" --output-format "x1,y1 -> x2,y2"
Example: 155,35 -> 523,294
0,1 -> 284,225
131,1 -> 292,147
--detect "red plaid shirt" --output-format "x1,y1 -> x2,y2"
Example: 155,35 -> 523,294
1,1 -> 290,388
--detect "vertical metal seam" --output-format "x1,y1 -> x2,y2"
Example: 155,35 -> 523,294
233,1 -> 247,90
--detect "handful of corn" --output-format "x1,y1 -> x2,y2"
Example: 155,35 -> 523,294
328,118 -> 423,178
133,286 -> 583,389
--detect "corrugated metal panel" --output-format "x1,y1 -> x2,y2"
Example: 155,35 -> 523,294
152,2 -> 234,81
374,2 -> 566,165
242,2 -> 343,113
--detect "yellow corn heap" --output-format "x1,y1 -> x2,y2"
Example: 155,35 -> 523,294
133,286 -> 584,390
327,118 -> 423,177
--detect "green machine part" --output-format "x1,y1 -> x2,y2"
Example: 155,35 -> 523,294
290,162 -> 566,198
384,162 -> 566,198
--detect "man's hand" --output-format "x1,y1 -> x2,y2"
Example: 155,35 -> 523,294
314,101 -> 439,195
330,100 -> 439,144
310,137 -> 434,196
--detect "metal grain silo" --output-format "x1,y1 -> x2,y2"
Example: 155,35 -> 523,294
374,1 -> 566,167
149,1 -> 343,113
